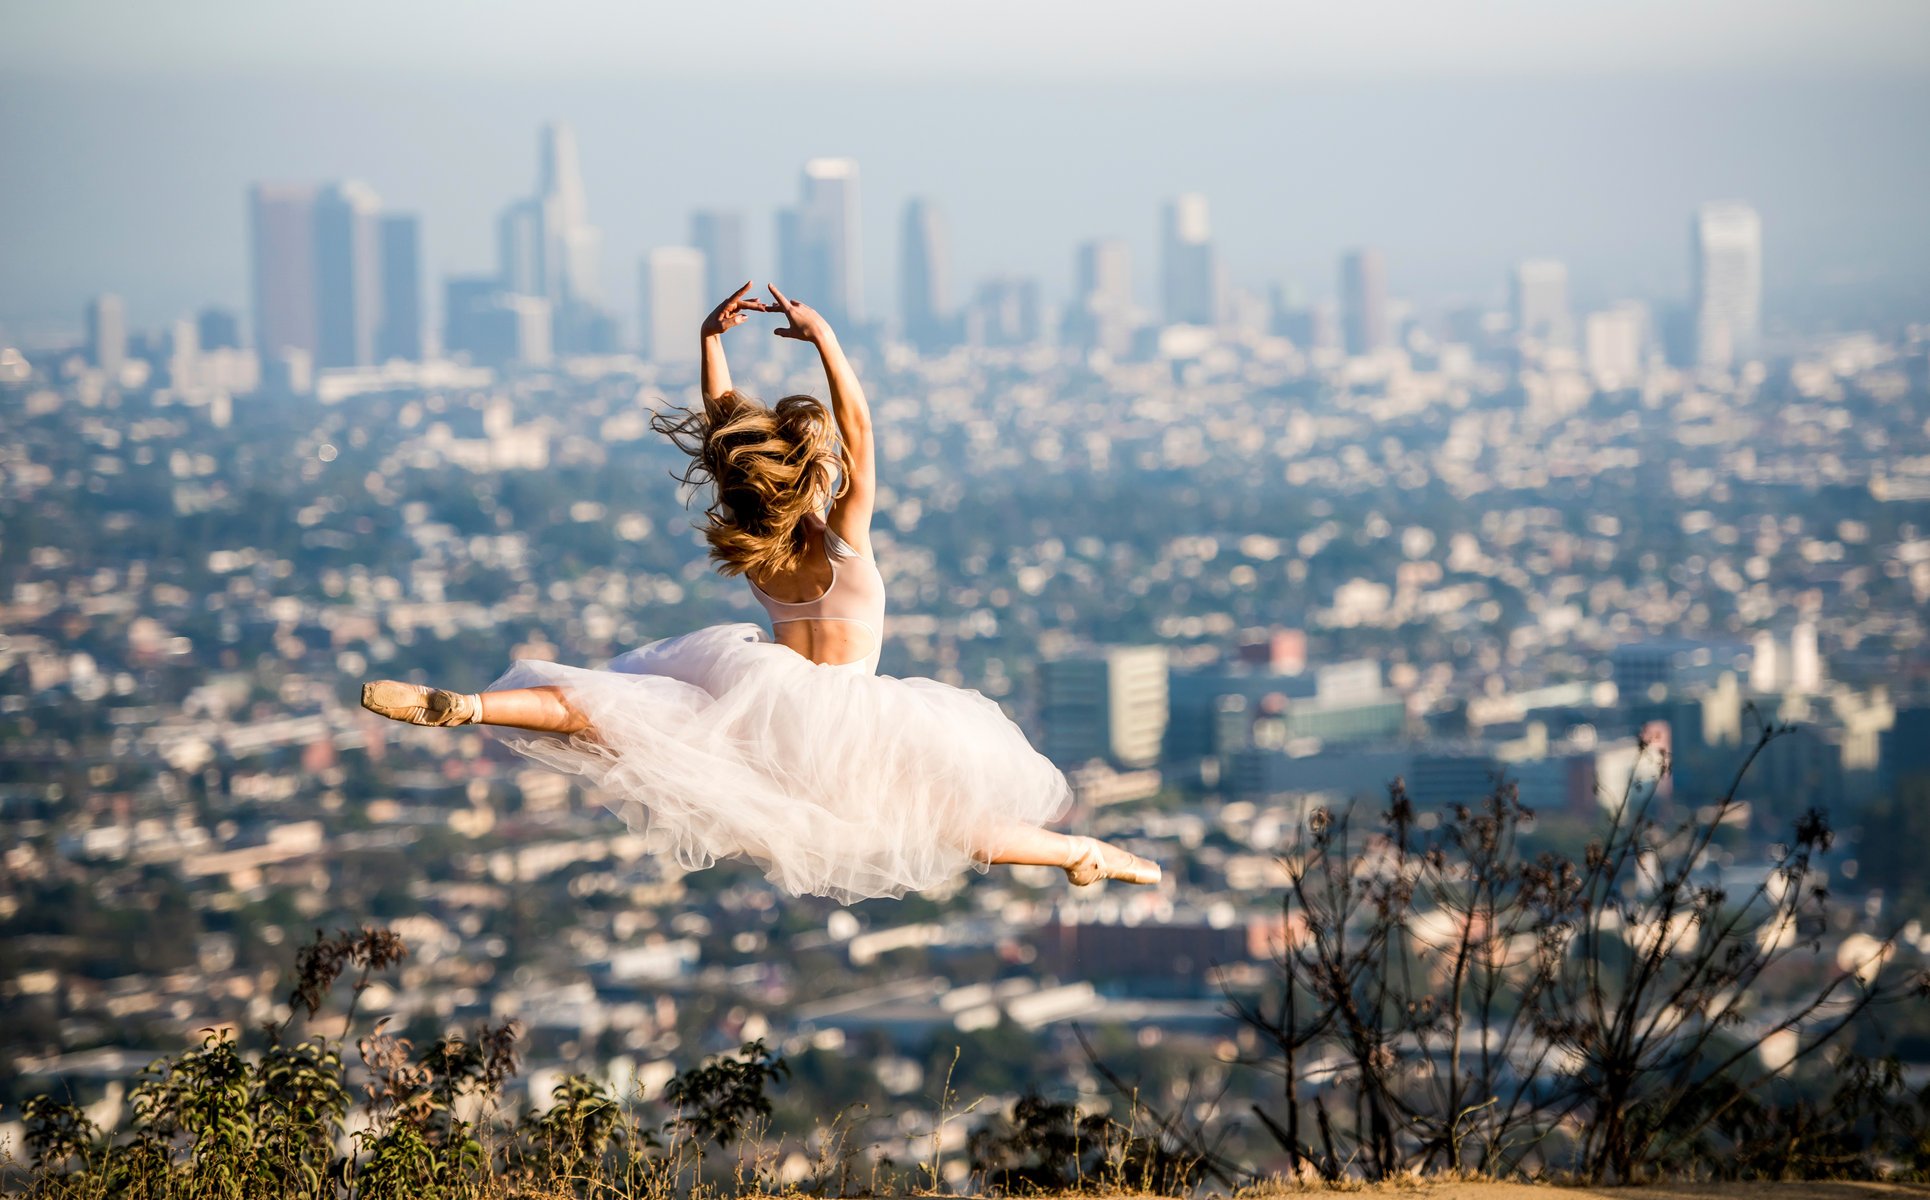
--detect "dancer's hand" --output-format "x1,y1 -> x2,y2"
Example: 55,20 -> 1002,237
701,282 -> 771,338
767,284 -> 833,346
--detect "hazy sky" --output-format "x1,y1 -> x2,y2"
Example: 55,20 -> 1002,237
4,1 -> 1928,337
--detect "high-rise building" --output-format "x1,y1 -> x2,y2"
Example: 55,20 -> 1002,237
1340,248 -> 1390,356
965,276 -> 1040,348
495,122 -> 606,353
312,181 -> 383,369
250,183 -> 318,359
536,121 -> 600,307
776,158 -> 862,328
376,214 -> 423,362
1042,646 -> 1170,769
1160,194 -> 1221,326
899,197 -> 952,353
639,247 -> 707,365
1584,302 -> 1648,390
84,293 -> 126,379
196,307 -> 241,352
689,209 -> 748,306
1511,258 -> 1572,347
1065,238 -> 1136,355
446,285 -> 550,369
1692,201 -> 1763,370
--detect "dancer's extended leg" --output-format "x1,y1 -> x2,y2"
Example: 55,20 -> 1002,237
362,681 -> 591,735
976,823 -> 1161,886
477,687 -> 591,734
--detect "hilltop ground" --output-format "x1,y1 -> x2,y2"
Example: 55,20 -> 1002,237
1236,1184 -> 1930,1199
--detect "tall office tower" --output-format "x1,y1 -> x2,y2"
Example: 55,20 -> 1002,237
166,317 -> 199,389
1159,193 -> 1221,326
898,197 -> 952,352
494,123 -> 605,352
443,276 -> 500,362
84,293 -> 127,379
965,276 -> 1040,348
1065,238 -> 1135,354
1340,247 -> 1390,356
498,199 -> 544,297
1511,258 -> 1572,347
447,285 -> 551,368
1078,238 -> 1133,313
196,307 -> 241,351
1692,201 -> 1763,370
374,214 -> 423,362
639,247 -> 707,365
1750,630 -> 1781,692
689,209 -> 748,304
536,121 -> 601,307
1584,302 -> 1647,389
250,183 -> 319,359
311,181 -> 382,369
1789,620 -> 1821,693
1042,646 -> 1170,769
776,158 -> 861,326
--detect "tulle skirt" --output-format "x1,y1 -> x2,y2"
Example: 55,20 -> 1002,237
484,623 -> 1072,903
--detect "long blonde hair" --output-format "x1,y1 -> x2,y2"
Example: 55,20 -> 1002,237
650,390 -> 849,578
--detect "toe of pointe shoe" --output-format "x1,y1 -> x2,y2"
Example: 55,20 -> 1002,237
361,680 -> 426,720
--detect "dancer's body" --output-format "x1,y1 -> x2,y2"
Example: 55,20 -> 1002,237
363,284 -> 1158,902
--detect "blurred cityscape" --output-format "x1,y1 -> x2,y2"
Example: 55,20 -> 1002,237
4,119 -> 1929,1163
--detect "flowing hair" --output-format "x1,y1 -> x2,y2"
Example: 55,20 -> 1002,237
649,390 -> 849,578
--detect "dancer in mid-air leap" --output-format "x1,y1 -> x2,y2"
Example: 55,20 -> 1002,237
362,283 -> 1160,903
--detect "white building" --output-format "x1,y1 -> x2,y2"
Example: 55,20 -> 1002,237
1511,259 -> 1572,348
638,246 -> 707,365
1693,201 -> 1763,370
1043,646 -> 1170,769
1584,302 -> 1647,389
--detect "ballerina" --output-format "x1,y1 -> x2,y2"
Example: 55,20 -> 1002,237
361,282 -> 1160,903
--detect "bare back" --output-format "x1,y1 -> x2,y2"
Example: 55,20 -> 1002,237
746,517 -> 886,671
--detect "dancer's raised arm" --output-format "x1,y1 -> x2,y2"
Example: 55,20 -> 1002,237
768,284 -> 875,556
699,281 -> 767,415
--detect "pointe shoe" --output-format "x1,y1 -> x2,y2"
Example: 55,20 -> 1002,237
1062,836 -> 1162,887
361,681 -> 481,727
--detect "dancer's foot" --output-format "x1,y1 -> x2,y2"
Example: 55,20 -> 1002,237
1062,836 -> 1161,886
361,681 -> 481,727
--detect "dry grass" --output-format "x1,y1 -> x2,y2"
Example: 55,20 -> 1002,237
1231,1182 -> 1930,1199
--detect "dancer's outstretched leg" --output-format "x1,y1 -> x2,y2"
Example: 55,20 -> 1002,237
976,823 -> 1161,886
362,681 -> 591,735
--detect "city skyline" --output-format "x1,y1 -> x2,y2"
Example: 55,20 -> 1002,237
5,68 -> 1927,340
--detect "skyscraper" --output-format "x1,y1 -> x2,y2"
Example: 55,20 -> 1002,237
1340,247 -> 1390,356
1511,258 -> 1572,347
1692,201 -> 1763,370
536,122 -> 600,308
689,209 -> 748,305
196,307 -> 241,352
639,247 -> 707,365
376,214 -> 423,362
312,181 -> 383,369
84,294 -> 126,379
1160,194 -> 1221,326
899,197 -> 952,352
776,158 -> 861,327
1065,238 -> 1135,354
495,122 -> 606,353
965,276 -> 1040,348
250,183 -> 318,359
1584,302 -> 1648,389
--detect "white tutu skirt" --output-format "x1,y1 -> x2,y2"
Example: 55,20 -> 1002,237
484,623 -> 1072,903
